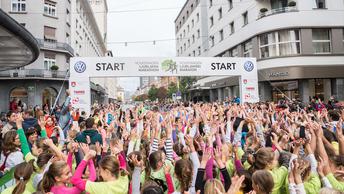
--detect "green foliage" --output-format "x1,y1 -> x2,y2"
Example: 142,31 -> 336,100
134,94 -> 148,101
148,85 -> 158,101
157,87 -> 168,100
260,8 -> 268,13
50,65 -> 59,71
288,1 -> 296,6
167,82 -> 178,98
179,77 -> 196,94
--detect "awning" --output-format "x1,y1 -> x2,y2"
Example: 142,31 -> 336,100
0,9 -> 39,71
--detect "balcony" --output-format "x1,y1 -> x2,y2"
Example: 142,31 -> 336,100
36,38 -> 74,56
0,69 -> 69,79
258,6 -> 298,19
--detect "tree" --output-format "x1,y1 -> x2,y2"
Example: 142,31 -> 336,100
167,82 -> 178,98
157,87 -> 168,100
148,85 -> 158,101
180,77 -> 196,95
134,94 -> 148,101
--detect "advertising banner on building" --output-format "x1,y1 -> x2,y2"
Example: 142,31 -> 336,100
70,57 -> 259,114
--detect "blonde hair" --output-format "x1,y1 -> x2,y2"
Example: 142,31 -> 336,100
319,188 -> 344,194
204,179 -> 225,194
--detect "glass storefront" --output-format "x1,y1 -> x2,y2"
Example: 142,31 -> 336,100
271,80 -> 299,101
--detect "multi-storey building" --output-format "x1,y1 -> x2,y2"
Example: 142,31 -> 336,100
0,0 -> 74,112
0,0 -> 112,111
175,0 -> 344,103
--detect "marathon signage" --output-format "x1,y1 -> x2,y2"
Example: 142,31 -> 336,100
70,57 -> 259,113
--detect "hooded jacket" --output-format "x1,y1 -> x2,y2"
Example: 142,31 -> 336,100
75,129 -> 103,145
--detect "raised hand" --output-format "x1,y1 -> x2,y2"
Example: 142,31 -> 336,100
226,175 -> 245,194
200,148 -> 212,168
214,147 -> 225,169
131,154 -> 143,168
15,113 -> 24,129
84,150 -> 96,161
79,143 -> 90,155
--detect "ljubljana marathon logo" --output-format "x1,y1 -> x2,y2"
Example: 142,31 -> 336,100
161,59 -> 177,74
74,61 -> 86,73
244,61 -> 254,72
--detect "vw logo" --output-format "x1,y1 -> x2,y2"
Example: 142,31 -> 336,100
74,61 -> 86,73
244,61 -> 254,72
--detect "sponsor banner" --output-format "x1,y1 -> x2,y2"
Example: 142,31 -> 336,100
70,57 -> 259,113
70,57 -> 258,77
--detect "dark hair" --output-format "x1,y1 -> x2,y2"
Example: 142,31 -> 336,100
6,110 -> 15,119
79,121 -> 86,129
142,180 -> 164,194
25,127 -> 37,138
13,160 -> 34,194
24,110 -> 34,117
41,161 -> 68,192
37,152 -> 53,169
175,159 -> 193,192
2,130 -> 19,153
328,110 -> 340,121
86,117 -> 95,128
173,143 -> 184,157
149,151 -> 163,170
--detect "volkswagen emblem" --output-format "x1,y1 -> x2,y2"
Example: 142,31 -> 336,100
244,61 -> 254,72
74,61 -> 86,73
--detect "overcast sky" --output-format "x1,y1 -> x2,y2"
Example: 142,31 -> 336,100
107,0 -> 186,92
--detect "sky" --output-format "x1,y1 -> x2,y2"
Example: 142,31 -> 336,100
107,0 -> 187,92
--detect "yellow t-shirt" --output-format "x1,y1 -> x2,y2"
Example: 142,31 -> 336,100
1,185 -> 31,194
85,175 -> 129,194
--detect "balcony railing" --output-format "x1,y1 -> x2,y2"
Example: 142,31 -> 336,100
36,38 -> 74,56
0,69 -> 69,79
258,6 -> 298,19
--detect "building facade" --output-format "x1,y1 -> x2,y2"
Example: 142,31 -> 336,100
0,0 -> 112,112
0,0 -> 73,112
175,0 -> 344,103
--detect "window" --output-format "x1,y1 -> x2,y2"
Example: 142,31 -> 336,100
192,35 -> 195,43
196,13 -> 200,22
177,49 -> 179,56
187,11 -> 189,17
187,25 -> 190,32
210,36 -> 215,47
183,30 -> 186,37
180,47 -> 183,54
312,29 -> 331,54
229,47 -> 238,57
209,0 -> 213,7
191,4 -> 194,11
193,50 -> 196,56
198,46 -> 201,55
44,1 -> 57,17
44,53 -> 56,70
230,22 -> 234,34
259,29 -> 301,58
44,26 -> 56,40
242,12 -> 248,26
228,0 -> 233,10
188,39 -> 190,47
218,8 -> 222,20
184,43 -> 186,51
219,29 -> 224,41
192,19 -> 194,27
11,0 -> 26,12
210,16 -> 214,27
197,29 -> 200,38
243,40 -> 253,57
315,0 -> 326,9
183,16 -> 185,23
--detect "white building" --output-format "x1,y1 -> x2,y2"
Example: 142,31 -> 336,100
175,0 -> 344,103
0,0 -> 74,111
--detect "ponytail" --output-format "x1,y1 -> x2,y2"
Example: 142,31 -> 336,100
175,159 -> 193,192
41,161 -> 67,192
13,160 -> 34,194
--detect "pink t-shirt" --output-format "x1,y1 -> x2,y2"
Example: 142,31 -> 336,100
50,185 -> 82,194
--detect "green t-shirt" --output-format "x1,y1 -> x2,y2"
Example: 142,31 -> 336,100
327,173 -> 344,191
85,175 -> 129,194
270,166 -> 288,194
1,185 -> 31,194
